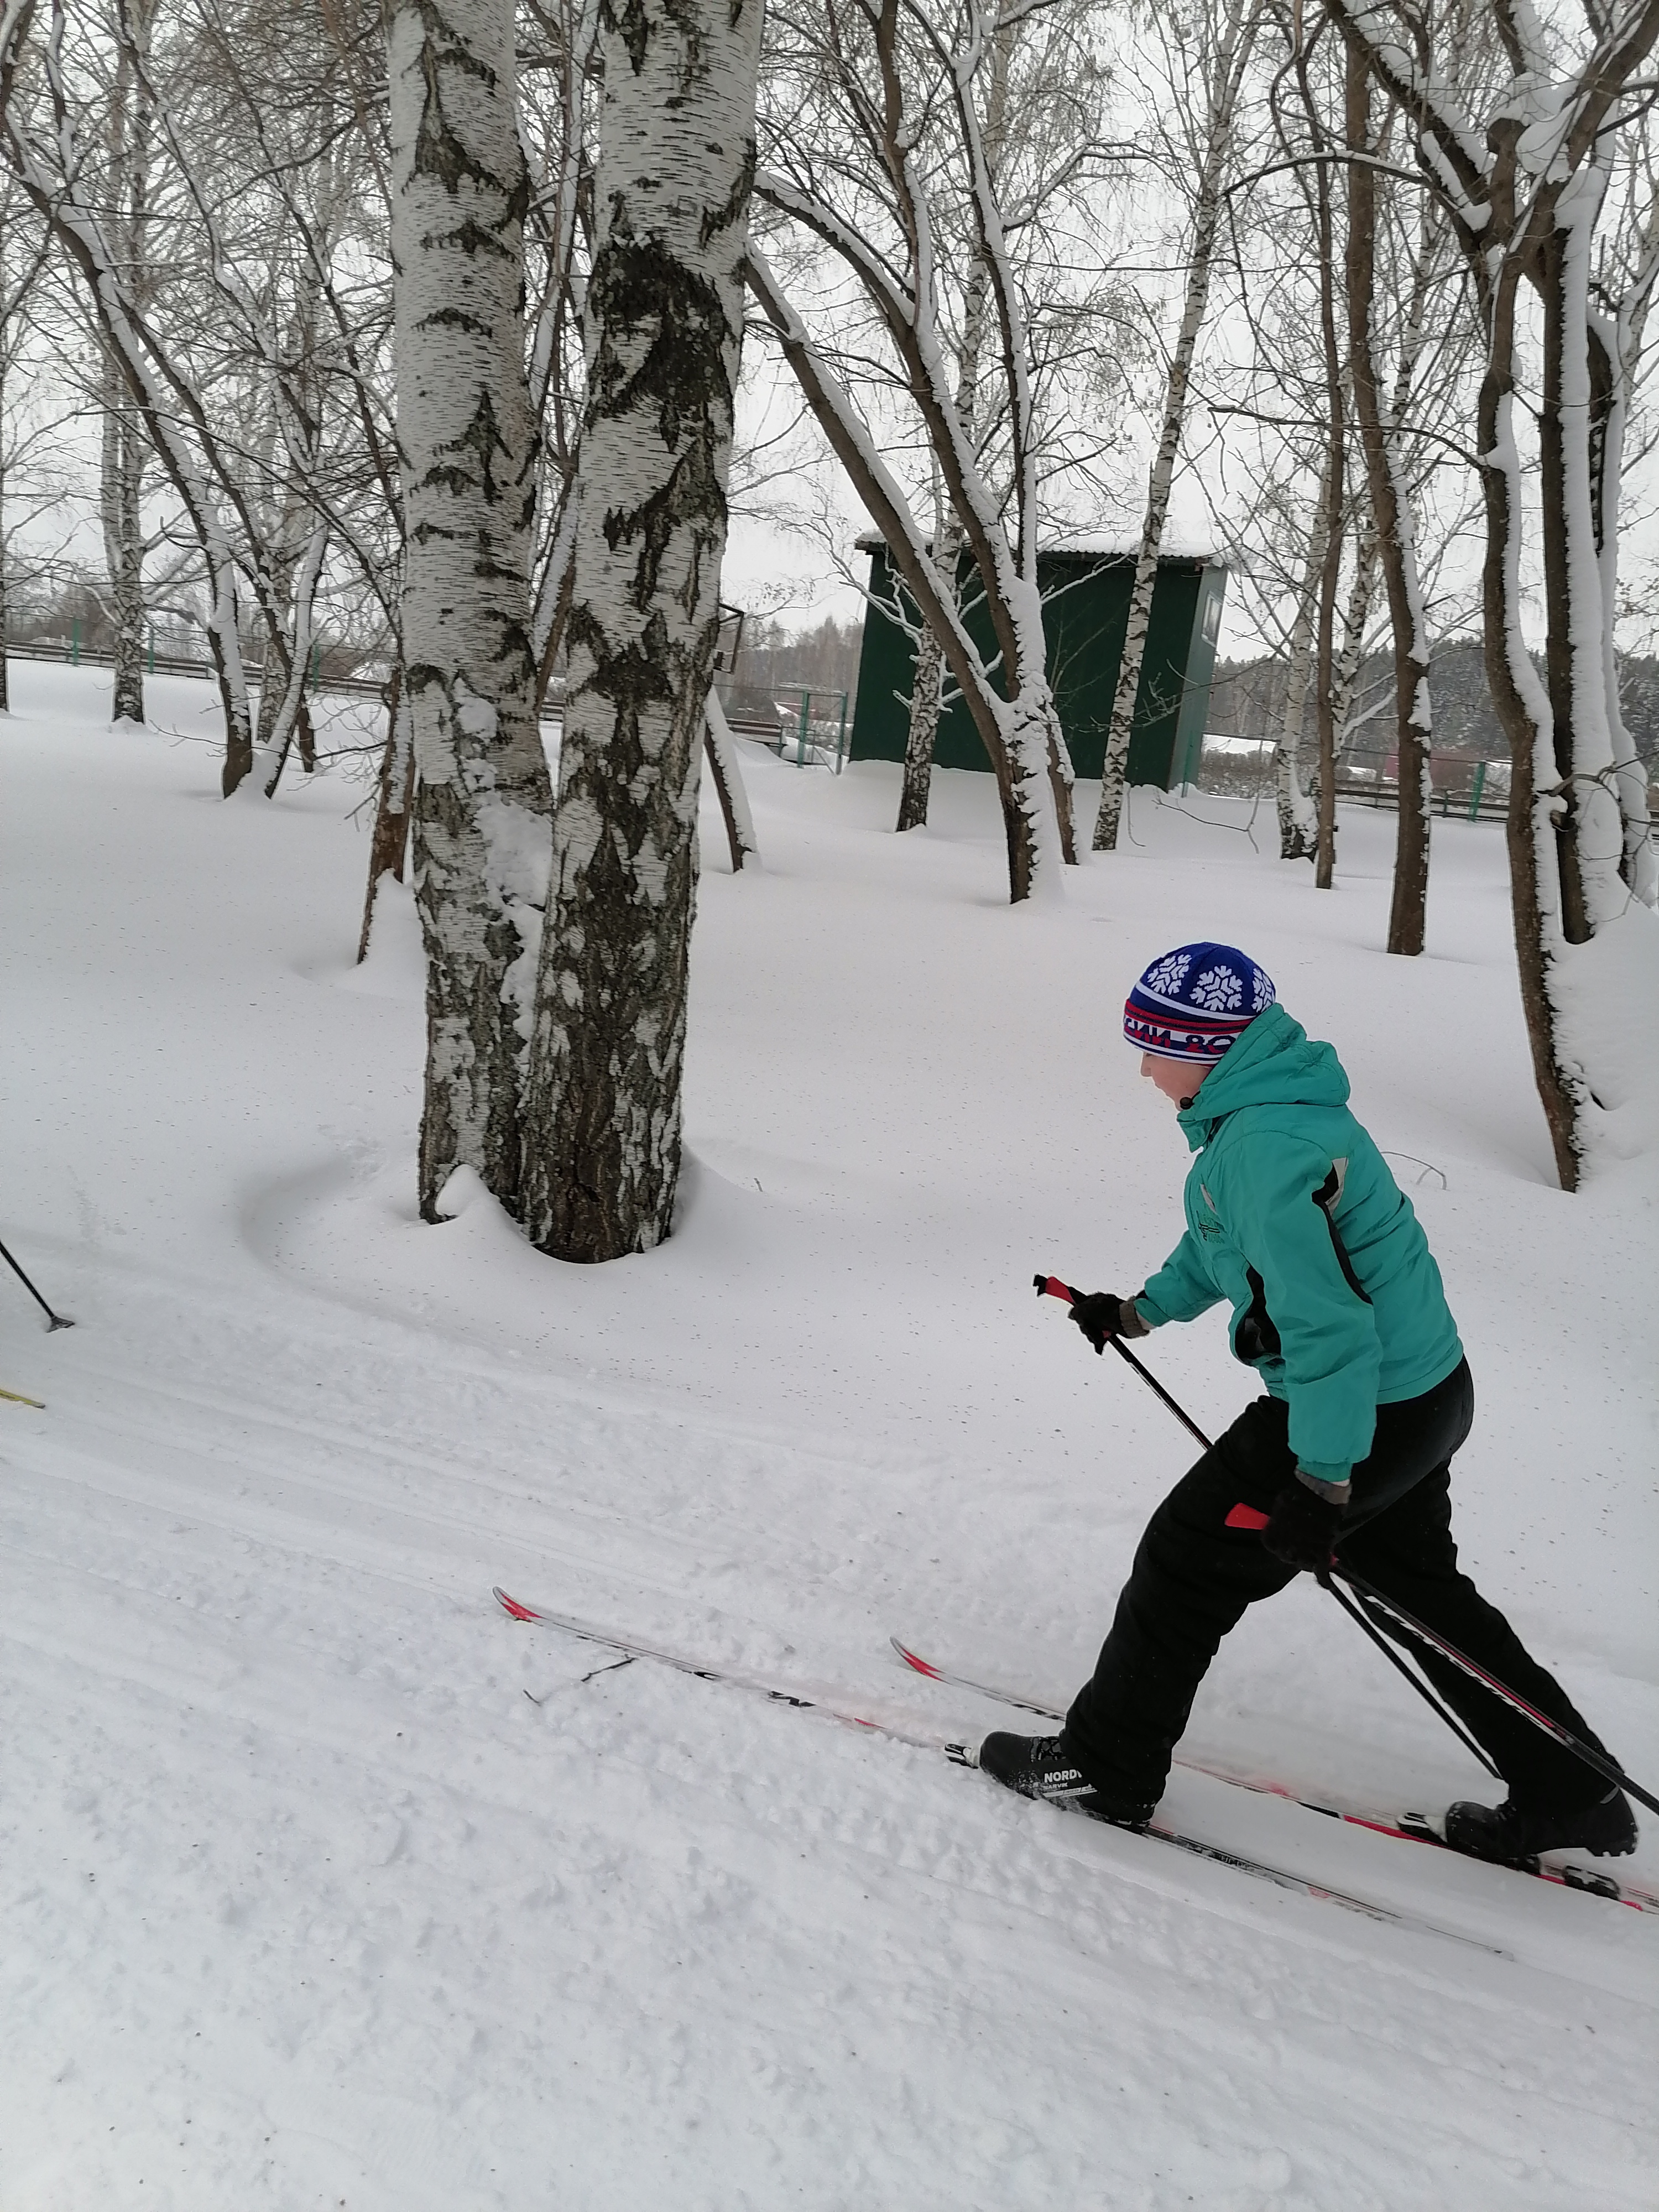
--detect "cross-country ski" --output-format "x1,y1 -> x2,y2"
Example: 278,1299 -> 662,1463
495,1588 -> 1509,1952
6,12 -> 1658,2192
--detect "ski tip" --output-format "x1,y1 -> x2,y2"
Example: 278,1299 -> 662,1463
890,1636 -> 944,1679
493,1587 -> 541,1623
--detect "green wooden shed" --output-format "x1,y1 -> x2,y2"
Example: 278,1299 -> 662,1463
848,539 -> 1227,786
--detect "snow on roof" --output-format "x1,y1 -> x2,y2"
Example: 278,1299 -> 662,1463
853,529 -> 1220,564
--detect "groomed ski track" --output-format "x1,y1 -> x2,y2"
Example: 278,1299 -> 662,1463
3,675 -> 1656,2208
494,1587 -> 1515,1952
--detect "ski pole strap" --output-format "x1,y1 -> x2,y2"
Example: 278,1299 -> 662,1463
1321,1573 -> 1500,1778
1335,1566 -> 1659,1818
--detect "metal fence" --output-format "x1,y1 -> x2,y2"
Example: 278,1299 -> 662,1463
5,628 -> 389,700
713,680 -> 851,772
1189,735 -> 1511,822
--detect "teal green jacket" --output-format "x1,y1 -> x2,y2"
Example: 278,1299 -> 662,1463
1136,1004 -> 1463,1485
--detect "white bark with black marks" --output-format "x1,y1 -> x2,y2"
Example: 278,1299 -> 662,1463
520,0 -> 766,1260
388,0 -> 552,1218
1274,514 -> 1322,862
897,515 -> 959,833
101,3 -> 152,727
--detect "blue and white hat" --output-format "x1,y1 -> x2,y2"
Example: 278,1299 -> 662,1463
1123,943 -> 1275,1064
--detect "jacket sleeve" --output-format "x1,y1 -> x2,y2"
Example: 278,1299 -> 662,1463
1226,1134 -> 1381,1483
1138,1228 -> 1222,1327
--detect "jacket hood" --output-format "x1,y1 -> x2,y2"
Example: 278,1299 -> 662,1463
1175,1003 -> 1349,1151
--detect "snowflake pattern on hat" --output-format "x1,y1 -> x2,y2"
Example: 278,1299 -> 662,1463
1191,965 -> 1243,1014
1123,942 -> 1275,1065
1144,951 -> 1192,998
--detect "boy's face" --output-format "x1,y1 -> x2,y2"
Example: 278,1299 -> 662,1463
1140,1052 -> 1206,1107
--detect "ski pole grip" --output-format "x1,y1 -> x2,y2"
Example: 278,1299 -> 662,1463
1035,1273 -> 1078,1303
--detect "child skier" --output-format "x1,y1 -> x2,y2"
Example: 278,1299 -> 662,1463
979,942 -> 1637,1865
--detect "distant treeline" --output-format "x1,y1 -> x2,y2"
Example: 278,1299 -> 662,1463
727,612 -> 865,701
1209,635 -> 1659,768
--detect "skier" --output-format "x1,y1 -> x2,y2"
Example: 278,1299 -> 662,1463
980,943 -> 1638,1866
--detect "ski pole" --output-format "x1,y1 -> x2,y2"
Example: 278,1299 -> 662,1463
0,1383 -> 46,1408
0,1235 -> 72,1329
1320,1570 -> 1500,1777
1034,1266 -> 1659,1814
1335,1567 -> 1659,1818
1034,1275 -> 1213,1451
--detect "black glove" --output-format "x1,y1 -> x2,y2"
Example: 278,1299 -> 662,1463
1261,1479 -> 1344,1576
1068,1292 -> 1146,1354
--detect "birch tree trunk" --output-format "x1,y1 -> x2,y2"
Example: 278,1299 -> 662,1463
897,513 -> 961,832
1346,50 -> 1432,954
1274,505 -> 1324,860
1308,98 -> 1345,895
357,664 -> 415,963
519,0 -> 766,1260
1093,0 -> 1256,852
1535,168 -> 1631,949
704,687 -> 759,872
387,0 -> 552,1219
1329,519 -> 1376,753
101,378 -> 147,723
1590,281 -> 1658,901
102,0 -> 151,726
896,24 -> 1006,839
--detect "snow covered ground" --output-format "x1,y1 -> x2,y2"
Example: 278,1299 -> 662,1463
2,660 -> 1655,2209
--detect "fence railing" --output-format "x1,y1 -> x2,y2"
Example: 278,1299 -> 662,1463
6,630 -> 390,700
1191,735 -> 1511,821
713,680 -> 851,772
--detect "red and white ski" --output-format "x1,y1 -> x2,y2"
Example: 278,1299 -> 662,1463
890,1636 -> 1659,1915
493,1588 -> 1507,1952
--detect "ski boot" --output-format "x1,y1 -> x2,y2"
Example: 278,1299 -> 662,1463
1444,1786 -> 1637,1865
977,1732 -> 1155,1832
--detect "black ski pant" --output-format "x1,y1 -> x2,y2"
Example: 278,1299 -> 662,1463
1065,1359 -> 1618,1812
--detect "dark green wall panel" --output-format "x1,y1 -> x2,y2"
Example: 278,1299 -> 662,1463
849,547 -> 1226,788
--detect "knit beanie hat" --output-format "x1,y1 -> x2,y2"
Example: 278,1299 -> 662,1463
1123,943 -> 1275,1064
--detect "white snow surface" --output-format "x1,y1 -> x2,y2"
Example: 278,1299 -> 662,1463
2,664 -> 1656,2209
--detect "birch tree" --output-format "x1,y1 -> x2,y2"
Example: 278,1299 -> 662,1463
519,0 -> 767,1260
1093,0 -> 1260,852
1345,46 -> 1457,956
1326,0 -> 1659,1186
748,0 -> 1119,901
0,0 -> 262,787
894,12 -> 1005,836
387,0 -> 552,1219
101,0 -> 152,725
